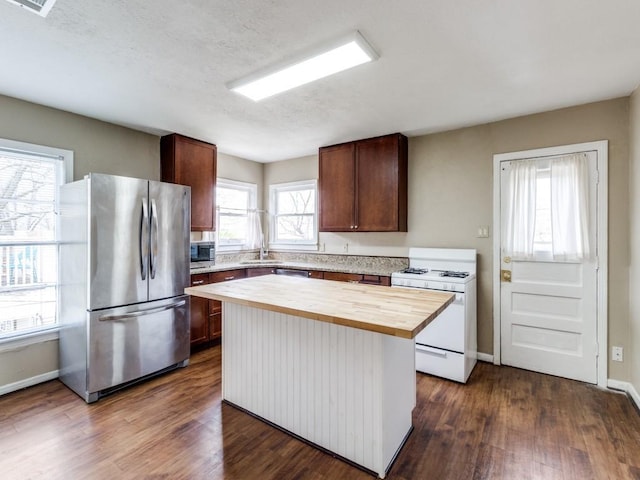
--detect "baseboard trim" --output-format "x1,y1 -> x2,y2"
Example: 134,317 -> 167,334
477,352 -> 494,363
607,379 -> 640,411
0,370 -> 59,397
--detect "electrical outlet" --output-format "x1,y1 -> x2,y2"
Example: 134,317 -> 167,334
612,346 -> 623,362
476,226 -> 490,238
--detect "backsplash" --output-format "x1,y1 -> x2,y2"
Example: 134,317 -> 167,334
215,251 -> 408,272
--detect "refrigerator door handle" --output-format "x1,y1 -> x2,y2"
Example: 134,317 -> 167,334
150,198 -> 158,279
98,299 -> 187,322
140,198 -> 149,280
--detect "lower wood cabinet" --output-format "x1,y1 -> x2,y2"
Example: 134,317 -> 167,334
190,269 -> 246,349
190,274 -> 211,347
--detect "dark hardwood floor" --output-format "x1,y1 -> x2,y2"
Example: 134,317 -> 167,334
1,345 -> 639,479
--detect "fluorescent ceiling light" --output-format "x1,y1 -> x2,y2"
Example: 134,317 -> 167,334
227,31 -> 378,101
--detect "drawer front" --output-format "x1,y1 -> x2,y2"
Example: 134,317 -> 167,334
360,275 -> 391,286
190,273 -> 209,287
209,269 -> 246,283
416,346 -> 466,383
308,270 -> 324,279
324,272 -> 363,283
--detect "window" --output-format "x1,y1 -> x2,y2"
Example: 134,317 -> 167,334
269,180 -> 317,248
0,138 -> 73,339
216,179 -> 258,250
503,153 -> 590,261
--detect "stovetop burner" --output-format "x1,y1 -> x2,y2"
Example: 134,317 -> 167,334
434,270 -> 470,278
400,267 -> 428,275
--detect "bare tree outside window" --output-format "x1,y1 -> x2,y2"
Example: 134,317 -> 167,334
0,151 -> 62,337
270,181 -> 317,245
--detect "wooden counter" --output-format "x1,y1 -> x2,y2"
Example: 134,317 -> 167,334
185,275 -> 455,478
185,274 -> 454,339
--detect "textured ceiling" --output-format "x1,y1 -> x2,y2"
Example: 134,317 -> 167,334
1,0 -> 640,162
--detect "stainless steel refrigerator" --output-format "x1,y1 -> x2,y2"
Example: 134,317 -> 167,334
58,173 -> 191,403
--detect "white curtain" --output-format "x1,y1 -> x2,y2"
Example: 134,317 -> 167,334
550,153 -> 590,260
246,210 -> 263,250
503,159 -> 538,259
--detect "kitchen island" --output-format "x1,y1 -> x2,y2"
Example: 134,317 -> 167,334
186,275 -> 453,478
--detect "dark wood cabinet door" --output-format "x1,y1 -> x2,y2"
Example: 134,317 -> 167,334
189,274 -> 210,346
319,143 -> 356,231
161,134 -> 217,231
308,270 -> 324,279
356,134 -> 407,232
207,299 -> 222,341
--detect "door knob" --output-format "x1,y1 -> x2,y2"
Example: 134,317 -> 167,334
501,269 -> 512,282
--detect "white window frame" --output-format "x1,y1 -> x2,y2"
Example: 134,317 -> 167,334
269,179 -> 318,250
216,178 -> 257,252
0,137 -> 73,348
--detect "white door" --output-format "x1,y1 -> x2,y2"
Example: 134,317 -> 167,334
498,150 -> 599,383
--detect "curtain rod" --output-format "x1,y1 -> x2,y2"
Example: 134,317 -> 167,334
216,206 -> 267,213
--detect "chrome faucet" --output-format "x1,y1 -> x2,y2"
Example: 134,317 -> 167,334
259,233 -> 268,260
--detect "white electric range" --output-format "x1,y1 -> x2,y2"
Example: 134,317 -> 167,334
391,247 -> 477,383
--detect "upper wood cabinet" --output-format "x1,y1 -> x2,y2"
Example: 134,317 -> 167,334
318,133 -> 407,232
160,134 -> 217,231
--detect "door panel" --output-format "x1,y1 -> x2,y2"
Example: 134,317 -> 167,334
356,136 -> 400,231
500,152 -> 598,383
148,180 -> 190,301
89,174 -> 149,309
318,143 -> 355,231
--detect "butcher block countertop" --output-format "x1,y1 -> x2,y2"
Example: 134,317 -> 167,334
185,275 -> 454,339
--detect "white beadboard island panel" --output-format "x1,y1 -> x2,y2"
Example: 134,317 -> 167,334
222,302 -> 415,478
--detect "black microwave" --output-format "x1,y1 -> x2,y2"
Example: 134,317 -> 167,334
190,242 -> 215,262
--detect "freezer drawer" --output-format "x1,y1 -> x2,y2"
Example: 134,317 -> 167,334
87,296 -> 190,395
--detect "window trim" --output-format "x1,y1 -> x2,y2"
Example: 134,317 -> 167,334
216,178 -> 258,252
0,137 -> 73,343
269,179 -> 318,250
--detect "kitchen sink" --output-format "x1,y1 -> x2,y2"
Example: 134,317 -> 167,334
240,259 -> 280,265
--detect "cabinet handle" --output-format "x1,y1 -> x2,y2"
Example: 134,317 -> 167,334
192,280 -> 205,285
224,276 -> 235,281
350,225 -> 354,229
355,225 -> 358,229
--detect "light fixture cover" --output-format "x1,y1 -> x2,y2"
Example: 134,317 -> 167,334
4,0 -> 57,17
227,31 -> 379,101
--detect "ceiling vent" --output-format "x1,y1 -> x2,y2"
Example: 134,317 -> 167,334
5,0 -> 57,17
